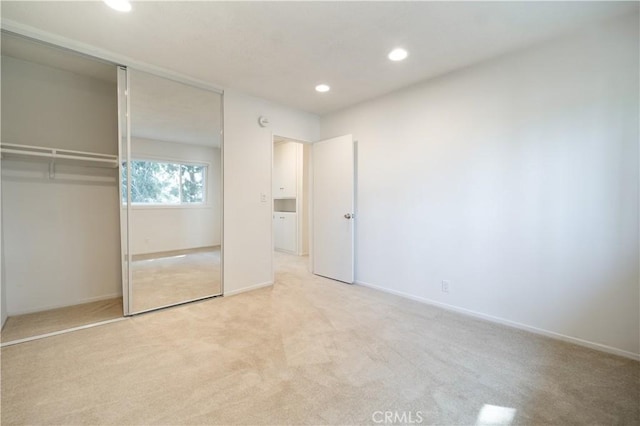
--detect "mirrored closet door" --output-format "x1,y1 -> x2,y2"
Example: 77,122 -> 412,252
122,69 -> 223,314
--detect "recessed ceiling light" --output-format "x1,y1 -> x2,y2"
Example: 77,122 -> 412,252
315,84 -> 330,93
104,0 -> 132,12
388,48 -> 408,62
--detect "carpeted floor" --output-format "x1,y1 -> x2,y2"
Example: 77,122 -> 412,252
0,298 -> 123,343
1,252 -> 638,425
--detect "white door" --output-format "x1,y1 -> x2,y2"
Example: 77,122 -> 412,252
312,134 -> 355,283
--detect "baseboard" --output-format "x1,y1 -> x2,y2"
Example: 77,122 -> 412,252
224,281 -> 273,297
7,292 -> 123,317
355,280 -> 640,361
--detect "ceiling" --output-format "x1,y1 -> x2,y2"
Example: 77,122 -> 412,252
1,1 -> 638,115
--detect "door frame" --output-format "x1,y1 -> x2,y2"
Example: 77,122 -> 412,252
271,134 -> 314,283
270,134 -> 358,284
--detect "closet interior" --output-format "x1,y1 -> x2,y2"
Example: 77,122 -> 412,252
1,33 -> 123,342
272,137 -> 309,255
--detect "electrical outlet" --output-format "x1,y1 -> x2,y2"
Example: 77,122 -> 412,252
260,193 -> 267,203
441,280 -> 450,293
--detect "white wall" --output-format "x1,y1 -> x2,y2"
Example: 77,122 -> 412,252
321,15 -> 639,358
223,90 -> 319,295
129,137 -> 221,255
1,55 -> 121,315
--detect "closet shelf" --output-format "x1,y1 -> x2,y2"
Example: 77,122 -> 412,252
0,143 -> 119,169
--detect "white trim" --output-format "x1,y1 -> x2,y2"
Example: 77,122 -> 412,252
125,67 -> 133,315
0,317 -> 128,347
219,92 -> 225,297
224,281 -> 273,297
0,20 -> 224,94
7,292 -> 123,317
271,133 -> 275,286
117,66 -> 129,316
355,280 -> 640,361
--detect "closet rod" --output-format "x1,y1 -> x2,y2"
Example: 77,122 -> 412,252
0,143 -> 119,168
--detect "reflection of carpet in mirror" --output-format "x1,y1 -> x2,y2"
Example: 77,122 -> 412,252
131,246 -> 221,313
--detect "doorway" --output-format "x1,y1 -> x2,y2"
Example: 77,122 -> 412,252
271,134 -> 356,284
272,136 -> 311,276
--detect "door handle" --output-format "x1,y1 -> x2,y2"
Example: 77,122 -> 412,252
344,213 -> 353,219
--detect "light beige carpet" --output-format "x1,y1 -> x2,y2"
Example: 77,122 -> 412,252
0,297 -> 123,343
1,252 -> 638,425
131,246 -> 221,313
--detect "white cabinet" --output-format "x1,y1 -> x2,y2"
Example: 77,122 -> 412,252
273,212 -> 297,253
273,141 -> 298,199
273,139 -> 308,255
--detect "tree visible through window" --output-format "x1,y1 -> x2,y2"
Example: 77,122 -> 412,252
122,160 -> 206,205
